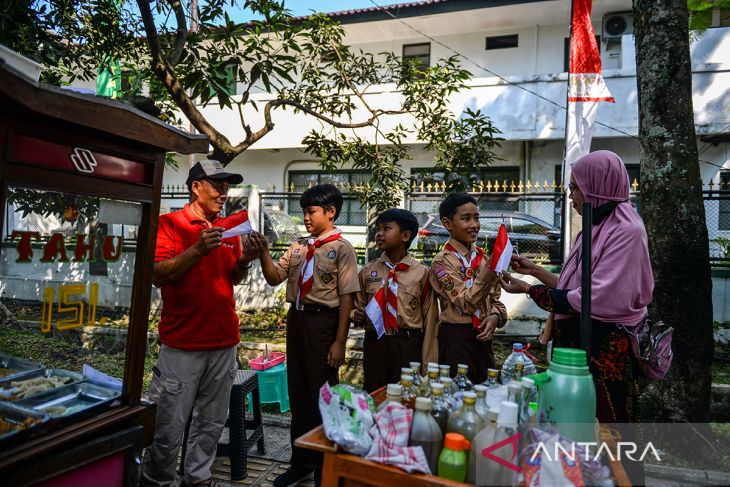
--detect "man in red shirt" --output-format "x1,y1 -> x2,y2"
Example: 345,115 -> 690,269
141,160 -> 261,487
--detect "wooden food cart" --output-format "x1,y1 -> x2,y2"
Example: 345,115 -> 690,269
0,58 -> 207,486
295,387 -> 632,487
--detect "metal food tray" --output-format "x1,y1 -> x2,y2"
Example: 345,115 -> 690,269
0,354 -> 44,382
0,401 -> 49,441
0,368 -> 86,402
14,383 -> 121,418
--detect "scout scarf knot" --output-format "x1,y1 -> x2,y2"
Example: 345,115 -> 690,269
297,230 -> 342,305
365,261 -> 410,337
445,243 -> 484,330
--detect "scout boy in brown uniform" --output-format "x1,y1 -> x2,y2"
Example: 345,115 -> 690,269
429,193 -> 507,384
351,208 -> 439,392
252,184 -> 359,487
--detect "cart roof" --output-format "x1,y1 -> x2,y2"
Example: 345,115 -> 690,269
0,61 -> 209,155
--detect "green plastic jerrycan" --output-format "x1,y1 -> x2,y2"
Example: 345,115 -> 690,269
528,347 -> 596,443
437,433 -> 471,482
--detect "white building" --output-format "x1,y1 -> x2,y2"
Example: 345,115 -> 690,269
162,0 -> 730,247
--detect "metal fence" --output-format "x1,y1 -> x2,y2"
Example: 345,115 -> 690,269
406,182 -> 565,265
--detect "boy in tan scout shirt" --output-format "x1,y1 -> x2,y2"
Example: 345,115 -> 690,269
429,193 -> 507,384
351,208 -> 439,393
252,184 -> 359,487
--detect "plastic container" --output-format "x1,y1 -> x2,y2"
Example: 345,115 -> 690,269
420,367 -> 440,397
429,382 -> 450,433
437,433 -> 470,482
481,401 -> 520,487
485,368 -> 500,388
469,407 -> 499,484
377,383 -> 403,412
473,384 -> 489,421
249,351 -> 286,371
446,391 -> 484,442
409,361 -> 423,389
399,374 -> 418,409
453,364 -> 473,391
501,343 -> 537,383
538,347 -> 597,443
409,397 -> 443,474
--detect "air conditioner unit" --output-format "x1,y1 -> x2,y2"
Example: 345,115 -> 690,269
602,12 -> 634,69
602,12 -> 634,39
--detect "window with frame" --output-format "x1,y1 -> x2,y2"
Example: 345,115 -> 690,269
486,34 -> 519,50
287,171 -> 370,226
403,43 -> 431,75
720,171 -> 730,230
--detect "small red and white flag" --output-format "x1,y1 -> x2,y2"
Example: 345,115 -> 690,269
219,210 -> 253,238
490,224 -> 514,274
365,262 -> 408,338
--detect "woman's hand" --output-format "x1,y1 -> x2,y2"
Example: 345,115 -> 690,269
510,255 -> 538,276
498,271 -> 531,294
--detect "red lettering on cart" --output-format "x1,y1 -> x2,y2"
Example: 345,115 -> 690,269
10,230 -> 41,262
11,232 -> 124,263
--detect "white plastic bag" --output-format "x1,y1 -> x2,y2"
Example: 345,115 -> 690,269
319,383 -> 375,456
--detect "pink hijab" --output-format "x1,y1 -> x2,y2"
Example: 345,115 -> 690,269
556,150 -> 654,325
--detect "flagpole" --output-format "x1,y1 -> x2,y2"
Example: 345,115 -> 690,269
560,0 -> 576,263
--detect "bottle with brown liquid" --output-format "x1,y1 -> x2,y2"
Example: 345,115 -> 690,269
409,397 -> 443,474
400,374 -> 418,409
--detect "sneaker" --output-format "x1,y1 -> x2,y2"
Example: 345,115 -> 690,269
273,465 -> 314,487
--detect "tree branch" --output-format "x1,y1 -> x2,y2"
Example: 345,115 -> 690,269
138,0 -> 240,163
166,0 -> 188,66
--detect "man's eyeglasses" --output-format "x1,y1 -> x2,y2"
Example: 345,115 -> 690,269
203,180 -> 230,195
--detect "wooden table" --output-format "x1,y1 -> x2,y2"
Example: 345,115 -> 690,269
295,386 -> 631,487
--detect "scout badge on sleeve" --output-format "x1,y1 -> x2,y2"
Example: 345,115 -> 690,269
432,262 -> 454,290
444,243 -> 485,330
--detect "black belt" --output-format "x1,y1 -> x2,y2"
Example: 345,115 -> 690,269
293,303 -> 339,313
367,328 -> 423,338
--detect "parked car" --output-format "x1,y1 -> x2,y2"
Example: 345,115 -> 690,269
417,211 -> 561,261
262,209 -> 301,245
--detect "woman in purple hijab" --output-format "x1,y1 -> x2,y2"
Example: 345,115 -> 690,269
499,150 -> 654,425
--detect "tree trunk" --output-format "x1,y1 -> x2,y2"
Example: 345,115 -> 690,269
633,0 -> 713,422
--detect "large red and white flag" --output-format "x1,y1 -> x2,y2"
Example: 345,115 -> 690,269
490,224 -> 514,274
219,210 -> 253,238
563,0 -> 614,186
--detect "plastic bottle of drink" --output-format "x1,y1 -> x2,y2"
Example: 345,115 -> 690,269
437,433 -> 471,482
485,368 -> 500,388
446,391 -> 485,442
501,343 -> 537,383
421,367 -> 440,397
409,361 -> 423,390
481,401 -> 520,487
520,377 -> 537,425
514,361 -> 525,380
506,382 -> 523,423
469,407 -> 499,485
439,364 -> 451,378
400,374 -> 418,409
429,382 -> 451,433
439,376 -> 459,396
409,397 -> 443,475
473,384 -> 489,421
453,363 -> 473,391
439,377 -> 460,411
377,383 -> 403,412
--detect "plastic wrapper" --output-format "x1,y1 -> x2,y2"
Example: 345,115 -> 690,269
319,383 -> 375,456
520,428 -> 613,487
